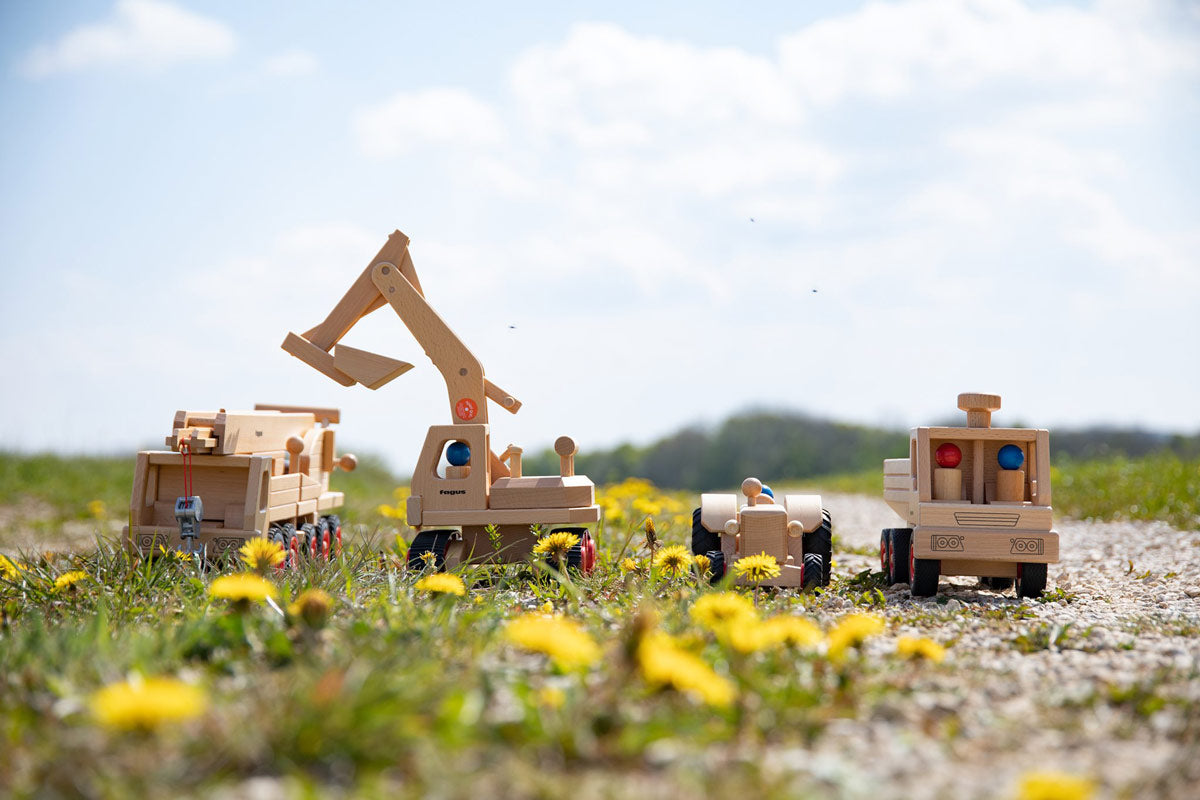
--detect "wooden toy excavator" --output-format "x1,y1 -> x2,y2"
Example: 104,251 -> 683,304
282,230 -> 599,572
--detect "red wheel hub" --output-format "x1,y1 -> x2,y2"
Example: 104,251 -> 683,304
581,531 -> 597,574
881,533 -> 890,573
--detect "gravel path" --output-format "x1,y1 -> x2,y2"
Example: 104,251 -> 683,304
797,493 -> 1200,800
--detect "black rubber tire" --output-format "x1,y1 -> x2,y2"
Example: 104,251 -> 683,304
982,576 -> 1014,591
801,552 -> 823,590
880,530 -> 891,575
279,522 -> 298,569
705,550 -> 726,584
1015,563 -> 1047,598
690,507 -> 721,555
888,528 -> 912,585
314,517 -> 332,559
299,522 -> 317,559
911,557 -> 940,597
407,530 -> 455,571
322,514 -> 342,556
803,509 -> 833,586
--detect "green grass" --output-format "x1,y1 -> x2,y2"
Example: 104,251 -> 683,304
1051,454 -> 1200,530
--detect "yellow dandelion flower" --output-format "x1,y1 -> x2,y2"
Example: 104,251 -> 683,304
288,588 -> 334,628
1017,771 -> 1096,800
239,537 -> 286,571
689,592 -> 757,633
827,613 -> 885,661
90,676 -> 207,731
732,552 -> 781,583
637,631 -> 735,707
896,636 -> 946,663
537,686 -> 566,709
620,557 -> 640,572
414,572 -> 466,597
1,555 -> 21,580
725,620 -> 775,653
539,599 -> 554,614
654,545 -> 693,577
761,615 -> 823,648
87,500 -> 107,518
693,553 -> 711,575
504,614 -> 600,670
54,571 -> 88,591
209,573 -> 278,603
533,531 -> 579,563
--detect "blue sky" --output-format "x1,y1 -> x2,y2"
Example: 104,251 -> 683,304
1,0 -> 1197,474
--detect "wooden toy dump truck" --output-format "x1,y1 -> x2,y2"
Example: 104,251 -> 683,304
124,404 -> 356,562
880,392 -> 1057,598
691,478 -> 832,588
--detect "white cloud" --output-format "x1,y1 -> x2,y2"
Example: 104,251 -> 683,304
263,49 -> 318,78
20,0 -> 235,77
353,88 -> 506,158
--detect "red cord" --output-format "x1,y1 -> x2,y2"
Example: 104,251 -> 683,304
180,441 -> 193,500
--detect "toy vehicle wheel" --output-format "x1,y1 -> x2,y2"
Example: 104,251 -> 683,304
887,528 -> 912,585
322,514 -> 343,556
1015,563 -> 1047,598
910,549 -> 939,597
314,518 -> 332,560
284,523 -> 301,570
300,522 -> 317,559
552,527 -> 596,575
801,552 -> 823,589
407,530 -> 455,571
803,509 -> 833,585
705,550 -> 726,584
690,507 -> 720,556
982,576 -> 1014,591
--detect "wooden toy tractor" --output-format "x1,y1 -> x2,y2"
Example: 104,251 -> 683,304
281,230 -> 599,573
125,404 -> 356,563
880,392 -> 1058,598
691,478 -> 832,588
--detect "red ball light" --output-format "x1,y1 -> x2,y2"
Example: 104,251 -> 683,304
935,443 -> 962,468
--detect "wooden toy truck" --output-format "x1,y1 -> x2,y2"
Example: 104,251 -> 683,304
691,478 -> 832,588
281,230 -> 599,573
124,404 -> 356,561
880,392 -> 1057,598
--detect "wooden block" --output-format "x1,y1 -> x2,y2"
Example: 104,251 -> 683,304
333,343 -> 413,390
738,506 -> 789,563
269,488 -> 300,506
321,429 -> 335,472
215,411 -> 315,455
932,467 -> 962,501
940,559 -> 1018,578
254,404 -> 341,425
972,439 -> 985,504
1034,430 -> 1052,507
484,378 -> 522,414
913,526 -> 1058,563
488,474 -> 594,510
317,491 -> 344,512
223,504 -> 245,527
926,427 -> 1041,442
445,465 -> 471,479
282,332 -> 356,387
996,469 -> 1025,502
418,505 -> 600,526
270,473 -> 302,491
300,477 -> 322,501
918,503 -> 1052,531
700,493 -> 738,534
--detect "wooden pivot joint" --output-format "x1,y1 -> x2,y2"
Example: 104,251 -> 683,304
787,520 -> 804,538
286,436 -> 305,457
958,393 -> 1002,429
742,477 -> 763,506
555,437 -> 576,477
500,444 -> 524,479
337,454 -> 357,472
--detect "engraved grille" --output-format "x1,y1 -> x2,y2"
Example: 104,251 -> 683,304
953,511 -> 1020,528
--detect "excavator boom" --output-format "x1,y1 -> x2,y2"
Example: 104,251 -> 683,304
281,230 -> 521,425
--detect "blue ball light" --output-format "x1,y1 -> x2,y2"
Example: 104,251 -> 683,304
446,441 -> 471,467
760,485 -> 774,498
997,444 -> 1024,471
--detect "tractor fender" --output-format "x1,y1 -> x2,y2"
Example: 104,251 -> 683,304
699,493 -> 739,534
783,494 -> 823,533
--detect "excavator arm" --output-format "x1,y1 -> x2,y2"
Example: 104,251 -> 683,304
281,230 -> 521,425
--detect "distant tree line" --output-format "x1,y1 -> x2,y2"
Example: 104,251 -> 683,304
522,409 -> 1200,491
